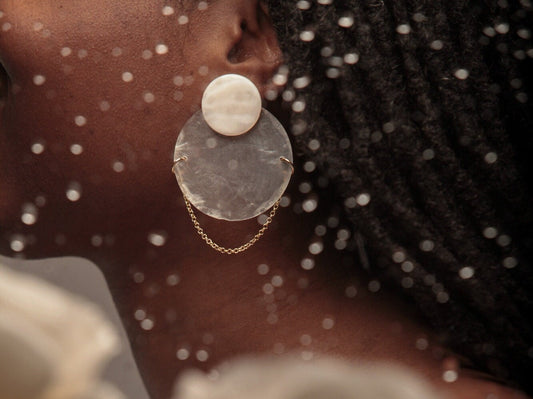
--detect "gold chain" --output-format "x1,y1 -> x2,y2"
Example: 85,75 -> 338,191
183,196 -> 281,255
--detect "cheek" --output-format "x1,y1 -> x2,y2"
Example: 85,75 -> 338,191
0,4 -> 217,206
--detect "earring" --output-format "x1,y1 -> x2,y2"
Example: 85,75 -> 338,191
172,74 -> 294,254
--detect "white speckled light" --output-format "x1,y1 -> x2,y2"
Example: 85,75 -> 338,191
397,24 -> 411,34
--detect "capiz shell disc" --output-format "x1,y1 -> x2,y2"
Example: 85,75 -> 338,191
173,109 -> 293,221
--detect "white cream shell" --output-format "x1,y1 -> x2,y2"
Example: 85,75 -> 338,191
201,74 -> 262,136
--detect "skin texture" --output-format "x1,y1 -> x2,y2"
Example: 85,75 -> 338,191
0,1 -> 529,398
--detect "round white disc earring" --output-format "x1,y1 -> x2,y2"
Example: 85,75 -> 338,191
172,74 -> 294,254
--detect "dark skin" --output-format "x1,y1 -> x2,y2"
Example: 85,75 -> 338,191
0,1 -> 529,398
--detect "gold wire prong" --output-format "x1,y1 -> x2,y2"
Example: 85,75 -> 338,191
280,156 -> 294,174
172,155 -> 188,173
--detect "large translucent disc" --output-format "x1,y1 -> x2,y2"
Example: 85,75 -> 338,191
173,109 -> 293,221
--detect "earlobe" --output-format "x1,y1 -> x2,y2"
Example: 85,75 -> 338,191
225,1 -> 282,94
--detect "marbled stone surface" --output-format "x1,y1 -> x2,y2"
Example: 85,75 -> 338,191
201,74 -> 262,136
173,109 -> 293,221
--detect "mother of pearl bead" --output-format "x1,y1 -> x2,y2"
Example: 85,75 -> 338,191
201,74 -> 262,136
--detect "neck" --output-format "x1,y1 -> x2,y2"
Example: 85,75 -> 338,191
92,193 -> 324,398
0,171 -> 469,399
91,196 -> 452,399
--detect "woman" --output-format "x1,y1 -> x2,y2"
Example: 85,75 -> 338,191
0,0 -> 531,398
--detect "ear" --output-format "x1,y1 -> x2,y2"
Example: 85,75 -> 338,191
224,1 -> 282,95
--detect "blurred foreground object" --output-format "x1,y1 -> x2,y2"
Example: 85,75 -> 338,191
173,356 -> 443,399
0,264 -> 123,399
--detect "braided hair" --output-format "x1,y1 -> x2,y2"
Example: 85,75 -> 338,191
267,0 -> 533,393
